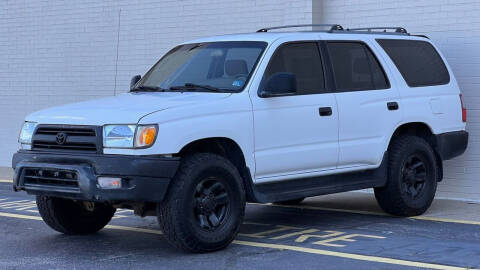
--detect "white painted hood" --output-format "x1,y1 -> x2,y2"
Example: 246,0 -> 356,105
26,92 -> 231,125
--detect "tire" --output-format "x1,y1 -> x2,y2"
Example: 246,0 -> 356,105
157,153 -> 246,253
36,196 -> 116,234
274,197 -> 305,205
374,135 -> 438,217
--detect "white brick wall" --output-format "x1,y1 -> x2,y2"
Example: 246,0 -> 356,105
316,0 -> 480,201
0,0 -> 312,165
2,0 -> 478,200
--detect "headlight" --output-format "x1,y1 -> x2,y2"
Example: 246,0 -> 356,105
103,124 -> 157,149
103,125 -> 136,148
19,122 -> 38,144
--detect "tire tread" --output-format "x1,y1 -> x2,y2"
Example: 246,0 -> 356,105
375,135 -> 438,216
36,196 -> 115,234
158,153 -> 245,253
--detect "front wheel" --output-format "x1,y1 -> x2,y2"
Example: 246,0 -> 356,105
157,153 -> 246,253
374,135 -> 438,216
36,196 -> 116,234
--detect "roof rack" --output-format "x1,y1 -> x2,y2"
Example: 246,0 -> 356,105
345,27 -> 408,34
255,24 -> 411,36
256,24 -> 344,33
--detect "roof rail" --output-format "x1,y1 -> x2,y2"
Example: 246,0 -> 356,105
412,34 -> 430,39
256,24 -> 344,33
345,27 -> 408,34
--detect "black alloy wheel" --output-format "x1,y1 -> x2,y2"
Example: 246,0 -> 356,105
401,154 -> 428,199
194,177 -> 230,230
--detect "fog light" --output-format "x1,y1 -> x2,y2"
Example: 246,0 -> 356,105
98,177 -> 122,189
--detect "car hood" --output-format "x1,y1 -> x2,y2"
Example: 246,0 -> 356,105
26,92 -> 231,125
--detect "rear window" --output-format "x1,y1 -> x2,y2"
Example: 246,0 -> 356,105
377,39 -> 450,87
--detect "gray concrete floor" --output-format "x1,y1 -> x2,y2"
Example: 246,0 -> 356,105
1,174 -> 480,269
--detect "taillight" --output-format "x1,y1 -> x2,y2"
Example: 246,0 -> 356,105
460,94 -> 467,122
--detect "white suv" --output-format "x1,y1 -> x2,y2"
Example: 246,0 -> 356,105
12,24 -> 468,253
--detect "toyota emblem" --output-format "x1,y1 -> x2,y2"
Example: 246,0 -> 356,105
55,132 -> 67,144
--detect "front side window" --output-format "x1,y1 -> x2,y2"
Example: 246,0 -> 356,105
377,39 -> 450,87
262,42 -> 326,95
137,41 -> 267,92
327,42 -> 390,92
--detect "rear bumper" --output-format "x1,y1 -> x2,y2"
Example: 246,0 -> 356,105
435,130 -> 469,160
12,151 -> 180,202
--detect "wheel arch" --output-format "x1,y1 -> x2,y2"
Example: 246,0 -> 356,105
387,122 -> 443,181
176,137 -> 257,200
388,122 -> 435,146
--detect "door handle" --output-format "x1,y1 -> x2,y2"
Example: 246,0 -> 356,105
387,102 -> 399,111
319,107 -> 332,116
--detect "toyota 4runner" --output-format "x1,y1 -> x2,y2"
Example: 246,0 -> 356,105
12,24 -> 468,253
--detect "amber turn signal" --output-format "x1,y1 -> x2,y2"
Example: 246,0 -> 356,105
135,125 -> 157,147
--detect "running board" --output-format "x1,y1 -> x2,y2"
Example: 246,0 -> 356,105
245,152 -> 388,203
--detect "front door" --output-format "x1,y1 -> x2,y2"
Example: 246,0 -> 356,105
250,41 -> 339,180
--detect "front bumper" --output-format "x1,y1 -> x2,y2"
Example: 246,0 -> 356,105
435,130 -> 469,160
12,151 -> 180,202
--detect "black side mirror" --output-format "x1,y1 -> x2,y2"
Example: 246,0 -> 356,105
259,72 -> 296,98
130,75 -> 141,90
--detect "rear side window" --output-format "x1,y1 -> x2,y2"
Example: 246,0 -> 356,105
377,39 -> 450,87
327,42 -> 389,92
263,42 -> 326,95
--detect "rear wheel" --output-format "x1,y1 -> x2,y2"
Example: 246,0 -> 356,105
157,153 -> 245,253
36,196 -> 116,234
273,197 -> 305,205
374,135 -> 438,216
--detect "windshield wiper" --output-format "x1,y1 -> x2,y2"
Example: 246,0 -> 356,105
131,85 -> 166,92
169,83 -> 223,92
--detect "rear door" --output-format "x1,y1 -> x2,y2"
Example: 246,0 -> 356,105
325,40 -> 402,168
250,41 -> 339,180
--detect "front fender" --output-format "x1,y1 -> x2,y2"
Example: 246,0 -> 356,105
106,93 -> 256,177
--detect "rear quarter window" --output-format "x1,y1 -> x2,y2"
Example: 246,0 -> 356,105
377,39 -> 450,87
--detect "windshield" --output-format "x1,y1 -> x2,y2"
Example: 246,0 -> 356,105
136,41 -> 267,92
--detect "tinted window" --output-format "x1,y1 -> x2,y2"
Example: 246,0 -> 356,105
327,42 -> 389,91
263,42 -> 325,95
225,47 -> 262,71
377,39 -> 450,87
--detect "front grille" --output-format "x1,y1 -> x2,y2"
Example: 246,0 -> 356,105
23,168 -> 79,188
32,125 -> 100,153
